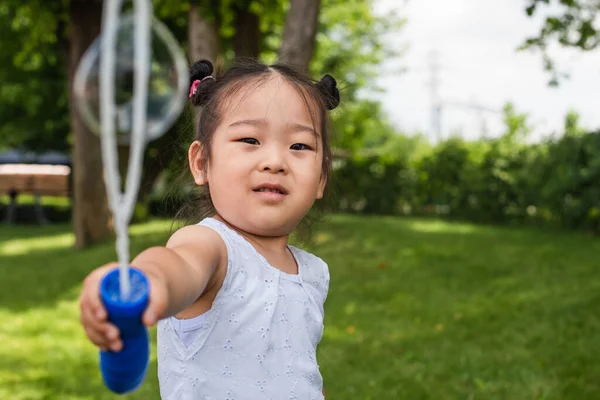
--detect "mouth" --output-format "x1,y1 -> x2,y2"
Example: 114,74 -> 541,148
252,184 -> 288,195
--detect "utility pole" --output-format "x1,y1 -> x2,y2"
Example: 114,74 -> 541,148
427,50 -> 442,142
442,100 -> 500,139
424,49 -> 500,141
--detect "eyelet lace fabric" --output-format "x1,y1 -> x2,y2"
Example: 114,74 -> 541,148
157,218 -> 330,399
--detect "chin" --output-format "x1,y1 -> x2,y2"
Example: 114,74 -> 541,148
249,216 -> 296,237
224,212 -> 298,237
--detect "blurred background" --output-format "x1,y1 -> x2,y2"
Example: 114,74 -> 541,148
1,0 -> 600,399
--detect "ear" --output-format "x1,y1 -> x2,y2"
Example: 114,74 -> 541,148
316,173 -> 327,200
188,140 -> 208,186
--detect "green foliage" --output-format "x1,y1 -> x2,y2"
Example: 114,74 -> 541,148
333,105 -> 600,235
0,0 -> 402,157
334,154 -> 408,215
153,0 -> 189,43
536,131 -> 600,231
309,0 -> 406,165
332,100 -> 396,153
521,0 -> 600,85
312,0 -> 405,98
0,0 -> 70,151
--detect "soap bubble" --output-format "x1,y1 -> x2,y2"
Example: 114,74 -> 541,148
73,13 -> 189,144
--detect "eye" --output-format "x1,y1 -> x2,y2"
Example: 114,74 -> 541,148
238,138 -> 259,145
290,143 -> 313,151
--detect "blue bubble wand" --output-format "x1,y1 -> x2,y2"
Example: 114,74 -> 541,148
73,0 -> 188,393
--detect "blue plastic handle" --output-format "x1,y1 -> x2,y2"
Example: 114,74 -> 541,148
99,267 -> 150,394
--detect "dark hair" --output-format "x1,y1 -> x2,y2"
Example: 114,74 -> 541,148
175,58 -> 340,242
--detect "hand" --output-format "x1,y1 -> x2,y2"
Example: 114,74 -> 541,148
79,263 -> 168,352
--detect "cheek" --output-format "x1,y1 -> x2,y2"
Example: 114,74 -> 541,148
208,150 -> 249,184
295,156 -> 323,186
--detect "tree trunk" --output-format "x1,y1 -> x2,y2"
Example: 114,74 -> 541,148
278,0 -> 321,73
233,5 -> 260,59
69,0 -> 112,248
188,0 -> 219,133
188,0 -> 219,65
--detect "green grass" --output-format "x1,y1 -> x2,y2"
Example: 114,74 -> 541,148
1,215 -> 599,399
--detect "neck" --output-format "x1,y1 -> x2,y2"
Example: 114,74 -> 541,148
214,214 -> 290,255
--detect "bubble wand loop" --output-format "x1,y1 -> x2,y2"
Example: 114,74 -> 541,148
100,0 -> 150,300
74,0 -> 188,394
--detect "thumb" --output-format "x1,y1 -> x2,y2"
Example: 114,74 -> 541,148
142,275 -> 168,327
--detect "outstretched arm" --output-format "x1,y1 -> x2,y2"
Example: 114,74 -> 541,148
134,224 -> 226,323
79,224 -> 226,352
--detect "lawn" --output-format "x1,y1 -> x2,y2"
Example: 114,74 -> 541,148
1,215 -> 599,399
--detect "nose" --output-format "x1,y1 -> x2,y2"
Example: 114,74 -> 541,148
258,144 -> 288,174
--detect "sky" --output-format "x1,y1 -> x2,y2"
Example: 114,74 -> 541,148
372,0 -> 600,142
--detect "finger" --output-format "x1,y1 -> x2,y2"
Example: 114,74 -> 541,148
104,323 -> 122,352
83,325 -> 109,349
81,303 -> 110,334
86,329 -> 120,353
92,324 -> 122,352
80,298 -> 103,326
109,339 -> 123,352
83,319 -> 122,352
81,263 -> 118,320
80,305 -> 121,352
104,323 -> 121,341
79,263 -> 122,352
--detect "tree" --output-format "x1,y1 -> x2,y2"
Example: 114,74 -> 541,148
68,0 -> 112,248
521,0 -> 600,85
0,1 -> 70,151
279,0 -> 321,72
186,0 -> 219,135
0,0 -> 405,245
187,0 -> 219,63
232,0 -> 261,58
0,0 -> 110,246
311,0 -> 404,154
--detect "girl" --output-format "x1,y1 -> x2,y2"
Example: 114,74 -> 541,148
79,59 -> 340,399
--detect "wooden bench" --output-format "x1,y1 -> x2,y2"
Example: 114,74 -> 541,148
0,164 -> 71,224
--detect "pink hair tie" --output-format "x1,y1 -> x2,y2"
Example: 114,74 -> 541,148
189,76 -> 215,98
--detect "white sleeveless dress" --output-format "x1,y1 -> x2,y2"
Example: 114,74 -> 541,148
157,217 -> 330,399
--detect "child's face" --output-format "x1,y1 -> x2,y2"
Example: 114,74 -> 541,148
194,76 -> 326,237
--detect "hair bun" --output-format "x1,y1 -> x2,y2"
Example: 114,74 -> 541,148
190,60 -> 213,84
316,74 -> 340,111
189,60 -> 216,107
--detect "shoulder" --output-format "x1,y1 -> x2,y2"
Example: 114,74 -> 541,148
165,221 -> 228,270
166,222 -> 225,251
167,218 -> 249,277
294,247 -> 329,278
165,220 -> 232,296
291,246 -> 330,300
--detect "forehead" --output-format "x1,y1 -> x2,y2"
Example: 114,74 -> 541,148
221,75 -> 319,125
